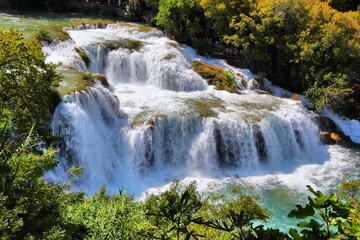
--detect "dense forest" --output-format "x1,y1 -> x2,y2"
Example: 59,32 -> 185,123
0,0 -> 360,239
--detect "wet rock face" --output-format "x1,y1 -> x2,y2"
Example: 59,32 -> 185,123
316,116 -> 338,132
252,124 -> 267,162
320,132 -> 339,145
316,116 -> 352,144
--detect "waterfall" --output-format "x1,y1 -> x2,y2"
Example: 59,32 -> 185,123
49,23 -> 329,194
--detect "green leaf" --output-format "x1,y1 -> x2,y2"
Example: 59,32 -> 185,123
288,204 -> 315,219
289,228 -> 301,240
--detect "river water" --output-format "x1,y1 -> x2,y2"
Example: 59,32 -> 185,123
40,23 -> 360,231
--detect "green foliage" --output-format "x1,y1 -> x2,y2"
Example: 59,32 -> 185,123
0,110 -> 83,239
197,185 -> 281,240
35,29 -> 52,43
141,181 -> 289,239
197,0 -> 360,117
156,0 -> 204,39
0,29 -> 61,137
67,185 -> 145,240
142,180 -> 205,239
125,0 -> 143,21
221,69 -> 237,92
288,185 -> 359,239
102,39 -> 144,51
305,73 -> 352,112
192,61 -> 237,92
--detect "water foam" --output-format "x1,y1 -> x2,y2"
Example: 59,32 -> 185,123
47,23 -> 360,230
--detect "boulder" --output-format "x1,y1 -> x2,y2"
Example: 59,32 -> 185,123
316,116 -> 352,144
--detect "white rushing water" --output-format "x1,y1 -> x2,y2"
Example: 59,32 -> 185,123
47,23 -> 359,231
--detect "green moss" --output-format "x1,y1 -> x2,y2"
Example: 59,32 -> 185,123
236,102 -> 280,112
80,72 -> 93,80
57,68 -> 89,96
102,39 -> 143,51
35,29 -> 51,43
75,47 -> 91,67
119,23 -> 155,33
56,69 -> 110,96
185,98 -> 226,118
192,60 -> 223,85
163,53 -> 176,60
131,112 -> 168,128
137,25 -> 155,33
192,61 -> 237,92
241,113 -> 265,123
131,111 -> 152,127
93,74 -> 110,88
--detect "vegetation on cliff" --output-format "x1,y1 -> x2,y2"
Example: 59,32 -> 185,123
145,0 -> 360,120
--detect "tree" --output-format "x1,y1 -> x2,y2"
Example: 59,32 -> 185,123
0,29 -> 83,239
197,185 -> 288,240
142,180 -> 205,239
0,110 -> 83,239
288,185 -> 359,240
156,0 -> 205,40
0,29 -> 61,137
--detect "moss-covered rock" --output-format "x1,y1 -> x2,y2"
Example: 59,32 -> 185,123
102,39 -> 143,51
93,74 -> 110,88
119,23 -> 155,33
192,61 -> 237,92
75,47 -> 91,67
163,53 -> 176,60
192,60 -> 223,85
185,98 -> 226,118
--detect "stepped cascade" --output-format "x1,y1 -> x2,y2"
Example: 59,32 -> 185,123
47,24 -> 358,208
47,23 -> 360,229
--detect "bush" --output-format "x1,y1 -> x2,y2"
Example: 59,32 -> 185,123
35,29 -> 52,43
67,185 -> 145,240
0,29 -> 61,137
221,69 -> 237,92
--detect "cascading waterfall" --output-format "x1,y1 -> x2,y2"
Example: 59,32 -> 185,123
48,23 -> 329,189
52,83 -> 326,191
47,23 -> 360,230
48,22 -> 328,192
